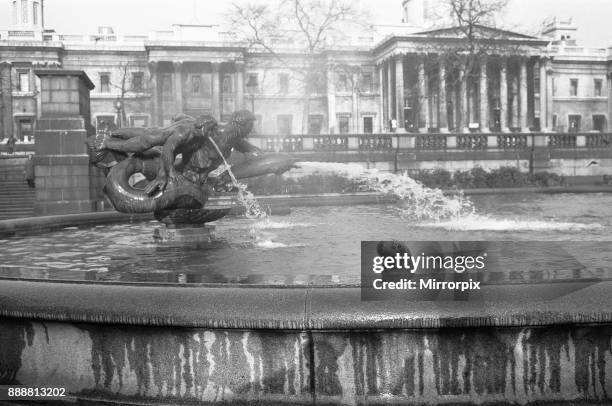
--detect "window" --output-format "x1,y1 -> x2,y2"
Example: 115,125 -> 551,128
16,71 -> 29,92
21,0 -> 27,23
568,115 -> 581,132
594,79 -> 603,97
129,115 -> 149,128
361,73 -> 373,93
338,115 -> 350,134
100,73 -> 110,93
308,115 -> 323,135
336,73 -> 350,92
570,79 -> 578,97
33,1 -> 39,25
190,75 -> 202,95
17,118 -> 33,142
131,72 -> 144,92
96,116 -> 116,132
277,115 -> 292,135
279,73 -> 289,94
247,74 -> 259,93
593,115 -> 606,132
363,116 -> 374,134
222,75 -> 232,94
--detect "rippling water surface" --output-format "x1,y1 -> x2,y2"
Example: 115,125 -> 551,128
1,193 -> 611,285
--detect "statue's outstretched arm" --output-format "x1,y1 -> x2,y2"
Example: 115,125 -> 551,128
234,139 -> 262,156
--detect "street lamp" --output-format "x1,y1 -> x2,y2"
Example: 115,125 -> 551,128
245,75 -> 258,113
114,98 -> 123,128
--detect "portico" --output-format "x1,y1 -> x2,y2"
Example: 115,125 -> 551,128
375,27 -> 551,133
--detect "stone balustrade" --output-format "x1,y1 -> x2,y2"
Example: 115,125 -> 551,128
252,132 -> 612,152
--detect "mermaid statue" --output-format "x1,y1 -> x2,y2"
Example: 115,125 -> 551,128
86,110 -> 296,226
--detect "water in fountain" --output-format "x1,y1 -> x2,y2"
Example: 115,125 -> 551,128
207,136 -> 267,219
287,162 -> 475,222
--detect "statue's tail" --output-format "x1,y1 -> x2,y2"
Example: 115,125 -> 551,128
104,157 -> 207,213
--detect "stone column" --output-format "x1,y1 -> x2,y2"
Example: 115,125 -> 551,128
500,59 -> 509,132
417,56 -> 429,133
511,74 -> 519,130
211,62 -> 220,120
395,55 -> 405,131
327,64 -> 336,133
539,57 -> 548,131
378,63 -> 385,132
479,58 -> 489,132
608,72 -> 612,132
235,61 -> 245,110
438,62 -> 449,132
173,61 -> 183,114
386,60 -> 394,125
460,69 -> 469,133
148,61 -> 159,126
520,58 -> 529,131
546,59 -> 554,132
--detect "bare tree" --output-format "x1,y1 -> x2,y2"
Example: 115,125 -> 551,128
227,0 -> 369,133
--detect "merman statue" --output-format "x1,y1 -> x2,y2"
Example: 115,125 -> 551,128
87,110 -> 296,225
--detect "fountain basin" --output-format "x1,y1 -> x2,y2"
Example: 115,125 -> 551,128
1,279 -> 612,404
1,192 -> 612,404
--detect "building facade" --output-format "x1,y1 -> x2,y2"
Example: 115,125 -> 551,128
1,0 -> 612,146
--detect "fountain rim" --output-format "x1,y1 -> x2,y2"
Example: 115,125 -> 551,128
1,277 -> 611,330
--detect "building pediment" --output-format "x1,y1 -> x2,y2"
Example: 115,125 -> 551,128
415,24 -> 538,42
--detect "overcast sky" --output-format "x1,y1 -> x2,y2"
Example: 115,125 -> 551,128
1,0 -> 611,47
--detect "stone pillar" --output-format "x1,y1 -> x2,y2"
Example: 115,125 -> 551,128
520,58 -> 529,131
0,62 -> 13,140
387,60 -> 394,124
148,61 -> 159,126
546,60 -> 554,132
460,69 -> 469,133
352,71 -> 360,132
327,64 -> 336,133
417,56 -> 429,133
395,55 -> 405,131
235,61 -> 245,110
479,58 -> 489,132
608,72 -> 612,132
539,58 -> 548,131
511,74 -> 519,130
500,59 -> 509,132
211,62 -> 220,120
378,63 -> 385,132
33,69 -> 103,215
173,61 -> 183,114
438,62 -> 449,132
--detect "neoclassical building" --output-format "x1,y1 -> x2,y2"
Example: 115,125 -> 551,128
1,0 -> 611,145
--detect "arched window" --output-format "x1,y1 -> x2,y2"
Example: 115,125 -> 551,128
33,2 -> 39,25
21,0 -> 28,24
12,1 -> 17,25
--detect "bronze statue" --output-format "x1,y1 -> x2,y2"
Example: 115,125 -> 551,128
87,110 -> 296,226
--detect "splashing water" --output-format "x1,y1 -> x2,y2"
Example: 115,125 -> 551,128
207,136 -> 267,219
288,162 -> 475,221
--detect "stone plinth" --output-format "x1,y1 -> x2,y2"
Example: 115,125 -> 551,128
34,70 -> 104,215
153,225 -> 216,243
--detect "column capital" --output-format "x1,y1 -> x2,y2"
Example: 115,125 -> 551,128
211,62 -> 221,72
148,60 -> 159,70
172,60 -> 183,69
